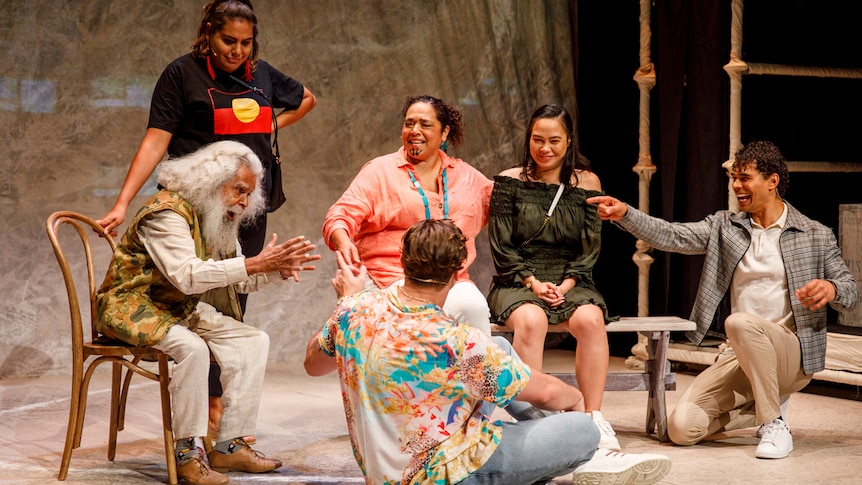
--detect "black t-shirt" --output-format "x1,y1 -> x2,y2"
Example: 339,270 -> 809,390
148,53 -> 305,196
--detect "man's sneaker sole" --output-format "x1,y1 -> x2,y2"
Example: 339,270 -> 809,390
572,456 -> 671,485
755,443 -> 792,459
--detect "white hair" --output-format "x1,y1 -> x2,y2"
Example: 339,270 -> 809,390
157,140 -> 267,222
157,141 -> 267,255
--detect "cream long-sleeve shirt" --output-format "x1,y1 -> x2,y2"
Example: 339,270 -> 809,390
139,210 -> 280,296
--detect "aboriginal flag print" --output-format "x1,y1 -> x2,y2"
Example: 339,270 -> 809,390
209,88 -> 272,135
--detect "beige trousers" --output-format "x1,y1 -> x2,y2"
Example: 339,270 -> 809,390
667,312 -> 811,445
153,302 -> 270,441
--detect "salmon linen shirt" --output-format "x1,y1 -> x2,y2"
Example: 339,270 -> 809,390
323,147 -> 493,288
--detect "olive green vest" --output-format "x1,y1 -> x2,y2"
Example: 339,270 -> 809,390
95,190 -> 241,347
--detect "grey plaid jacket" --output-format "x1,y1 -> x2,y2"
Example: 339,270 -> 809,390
614,201 -> 857,375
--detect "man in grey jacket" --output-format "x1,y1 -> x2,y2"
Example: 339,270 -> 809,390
588,140 -> 857,459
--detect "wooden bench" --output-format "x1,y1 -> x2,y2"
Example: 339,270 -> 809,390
491,316 -> 697,442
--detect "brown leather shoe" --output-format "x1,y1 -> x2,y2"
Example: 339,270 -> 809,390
177,455 -> 229,485
208,439 -> 282,473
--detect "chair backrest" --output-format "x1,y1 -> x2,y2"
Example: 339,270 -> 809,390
46,212 -> 117,353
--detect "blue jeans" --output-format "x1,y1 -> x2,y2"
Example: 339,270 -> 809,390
458,338 -> 600,485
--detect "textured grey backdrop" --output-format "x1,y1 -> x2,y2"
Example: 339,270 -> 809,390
0,0 -> 579,378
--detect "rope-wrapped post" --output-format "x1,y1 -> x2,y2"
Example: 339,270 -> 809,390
626,0 -> 657,368
723,0 -> 745,212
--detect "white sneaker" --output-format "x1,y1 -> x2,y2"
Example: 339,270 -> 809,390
572,449 -> 671,485
755,396 -> 790,438
590,410 -> 621,451
755,424 -> 765,439
755,418 -> 793,459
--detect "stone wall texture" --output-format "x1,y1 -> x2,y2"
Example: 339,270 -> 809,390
0,0 -> 580,378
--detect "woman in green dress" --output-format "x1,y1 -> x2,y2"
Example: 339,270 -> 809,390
487,104 -> 619,450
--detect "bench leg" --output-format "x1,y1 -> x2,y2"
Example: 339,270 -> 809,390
643,330 -> 671,442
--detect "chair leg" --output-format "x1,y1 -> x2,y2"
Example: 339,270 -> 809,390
159,354 -> 178,485
59,354 -> 177,483
74,362 -> 100,449
119,355 -> 144,431
108,362 -> 122,461
118,365 -> 134,432
58,373 -> 83,480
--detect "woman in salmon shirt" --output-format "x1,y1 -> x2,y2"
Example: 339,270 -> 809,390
322,95 -> 493,334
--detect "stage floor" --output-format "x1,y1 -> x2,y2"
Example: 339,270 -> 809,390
1,352 -> 860,484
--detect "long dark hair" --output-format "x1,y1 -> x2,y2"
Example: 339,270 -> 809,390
520,104 -> 590,187
191,0 -> 259,73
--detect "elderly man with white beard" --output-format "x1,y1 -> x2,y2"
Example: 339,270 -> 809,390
96,140 -> 320,485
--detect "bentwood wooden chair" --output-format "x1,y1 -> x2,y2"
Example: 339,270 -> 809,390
46,211 -> 177,484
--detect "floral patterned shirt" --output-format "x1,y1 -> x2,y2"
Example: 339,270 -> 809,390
319,287 -> 530,484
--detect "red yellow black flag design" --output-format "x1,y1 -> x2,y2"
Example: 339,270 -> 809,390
209,88 -> 272,135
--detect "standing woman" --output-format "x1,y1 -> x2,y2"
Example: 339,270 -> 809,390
96,0 -> 316,448
323,95 -> 493,334
487,104 -> 620,450
98,0 -> 316,266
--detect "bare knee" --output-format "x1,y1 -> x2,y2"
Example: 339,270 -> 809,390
507,305 -> 549,369
565,305 -> 605,340
508,304 -> 549,337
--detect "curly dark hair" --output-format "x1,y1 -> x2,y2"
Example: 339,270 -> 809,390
520,104 -> 590,188
402,95 -> 464,149
191,0 -> 259,72
732,140 -> 790,198
401,219 -> 467,288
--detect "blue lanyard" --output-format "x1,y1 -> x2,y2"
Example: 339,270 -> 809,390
408,167 -> 448,220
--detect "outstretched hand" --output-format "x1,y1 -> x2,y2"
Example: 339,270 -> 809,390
331,251 -> 367,298
246,234 -> 321,281
332,234 -> 362,268
586,195 -> 628,220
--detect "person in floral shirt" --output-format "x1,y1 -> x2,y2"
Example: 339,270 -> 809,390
304,219 -> 671,484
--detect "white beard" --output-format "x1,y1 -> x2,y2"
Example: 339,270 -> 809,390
199,198 -> 244,258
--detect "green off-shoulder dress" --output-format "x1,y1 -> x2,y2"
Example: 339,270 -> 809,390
487,175 -> 612,325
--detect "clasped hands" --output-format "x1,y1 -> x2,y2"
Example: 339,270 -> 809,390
530,279 -> 566,309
